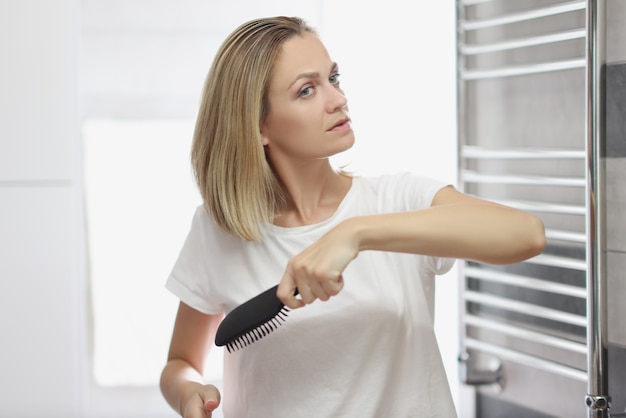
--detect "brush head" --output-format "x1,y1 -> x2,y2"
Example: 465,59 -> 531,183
215,284 -> 290,353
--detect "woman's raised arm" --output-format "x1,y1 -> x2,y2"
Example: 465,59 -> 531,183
277,186 -> 546,309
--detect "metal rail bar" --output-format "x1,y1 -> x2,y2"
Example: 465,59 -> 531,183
461,28 -> 586,55
462,170 -> 586,187
464,266 -> 587,298
465,314 -> 588,354
465,290 -> 588,327
461,1 -> 586,31
466,338 -> 588,382
485,199 -> 586,216
585,0 -> 609,416
462,58 -> 585,80
461,0 -> 497,6
461,146 -> 586,160
545,228 -> 587,244
525,253 -> 587,271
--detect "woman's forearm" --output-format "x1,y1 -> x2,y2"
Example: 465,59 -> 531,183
160,305 -> 223,416
160,359 -> 206,415
348,204 -> 546,265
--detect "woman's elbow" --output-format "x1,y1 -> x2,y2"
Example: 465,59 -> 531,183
490,214 -> 546,265
520,214 -> 547,260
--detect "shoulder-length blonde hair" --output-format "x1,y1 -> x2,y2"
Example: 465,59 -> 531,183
191,17 -> 316,241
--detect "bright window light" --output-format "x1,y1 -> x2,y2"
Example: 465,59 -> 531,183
83,119 -> 223,387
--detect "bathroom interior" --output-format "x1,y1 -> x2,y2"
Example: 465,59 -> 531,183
0,0 -> 624,417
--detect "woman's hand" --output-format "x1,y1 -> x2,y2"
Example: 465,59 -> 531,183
277,220 -> 360,309
160,304 -> 224,418
181,384 -> 221,418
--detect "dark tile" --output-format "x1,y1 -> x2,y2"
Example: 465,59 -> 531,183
476,393 -> 557,418
607,63 -> 626,158
609,343 -> 626,413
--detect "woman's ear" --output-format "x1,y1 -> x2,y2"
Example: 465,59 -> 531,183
260,128 -> 270,147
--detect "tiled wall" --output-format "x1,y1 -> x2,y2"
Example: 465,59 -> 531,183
606,0 -> 626,412
607,64 -> 626,345
606,61 -> 626,414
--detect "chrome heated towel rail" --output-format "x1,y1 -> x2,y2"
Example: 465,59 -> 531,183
456,0 -> 614,416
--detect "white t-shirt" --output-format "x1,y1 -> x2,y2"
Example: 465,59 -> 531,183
167,172 -> 457,418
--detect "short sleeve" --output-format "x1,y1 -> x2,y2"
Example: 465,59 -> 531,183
376,172 -> 455,276
427,253 -> 455,276
165,206 -> 225,315
393,172 -> 450,211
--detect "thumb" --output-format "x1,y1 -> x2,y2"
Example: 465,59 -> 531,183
200,385 -> 221,412
277,271 -> 304,310
204,399 -> 219,412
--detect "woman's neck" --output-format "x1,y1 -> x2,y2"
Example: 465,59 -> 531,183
272,161 -> 352,227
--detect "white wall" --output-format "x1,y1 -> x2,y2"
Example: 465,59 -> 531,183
0,1 -> 458,416
321,1 -> 461,409
0,0 -> 85,417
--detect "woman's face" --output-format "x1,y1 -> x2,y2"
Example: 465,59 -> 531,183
261,33 -> 354,162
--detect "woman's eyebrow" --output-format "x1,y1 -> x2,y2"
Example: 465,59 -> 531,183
289,71 -> 320,89
288,62 -> 339,89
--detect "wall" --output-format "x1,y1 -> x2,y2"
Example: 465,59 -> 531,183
605,0 -> 626,412
0,0 -> 85,417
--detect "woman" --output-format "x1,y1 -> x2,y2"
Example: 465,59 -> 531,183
160,16 -> 546,418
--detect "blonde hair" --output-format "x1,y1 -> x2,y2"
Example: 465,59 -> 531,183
191,17 -> 316,241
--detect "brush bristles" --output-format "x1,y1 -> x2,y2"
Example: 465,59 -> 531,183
225,308 -> 290,353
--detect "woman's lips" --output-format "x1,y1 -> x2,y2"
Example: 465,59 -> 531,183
328,118 -> 351,132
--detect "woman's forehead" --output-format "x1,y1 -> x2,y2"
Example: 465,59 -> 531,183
270,34 -> 333,86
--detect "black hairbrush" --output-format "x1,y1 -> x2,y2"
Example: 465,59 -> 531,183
215,285 -> 296,353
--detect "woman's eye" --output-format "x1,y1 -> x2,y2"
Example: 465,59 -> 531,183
298,86 -> 313,98
329,73 -> 341,84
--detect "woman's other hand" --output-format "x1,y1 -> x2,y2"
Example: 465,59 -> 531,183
161,304 -> 223,418
181,383 -> 221,418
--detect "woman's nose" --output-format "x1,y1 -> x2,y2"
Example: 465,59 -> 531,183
326,85 -> 348,112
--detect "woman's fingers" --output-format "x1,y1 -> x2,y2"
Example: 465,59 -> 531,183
182,384 -> 221,418
299,278 -> 330,303
277,275 -> 304,309
278,220 -> 358,308
321,274 -> 344,297
278,261 -> 343,308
